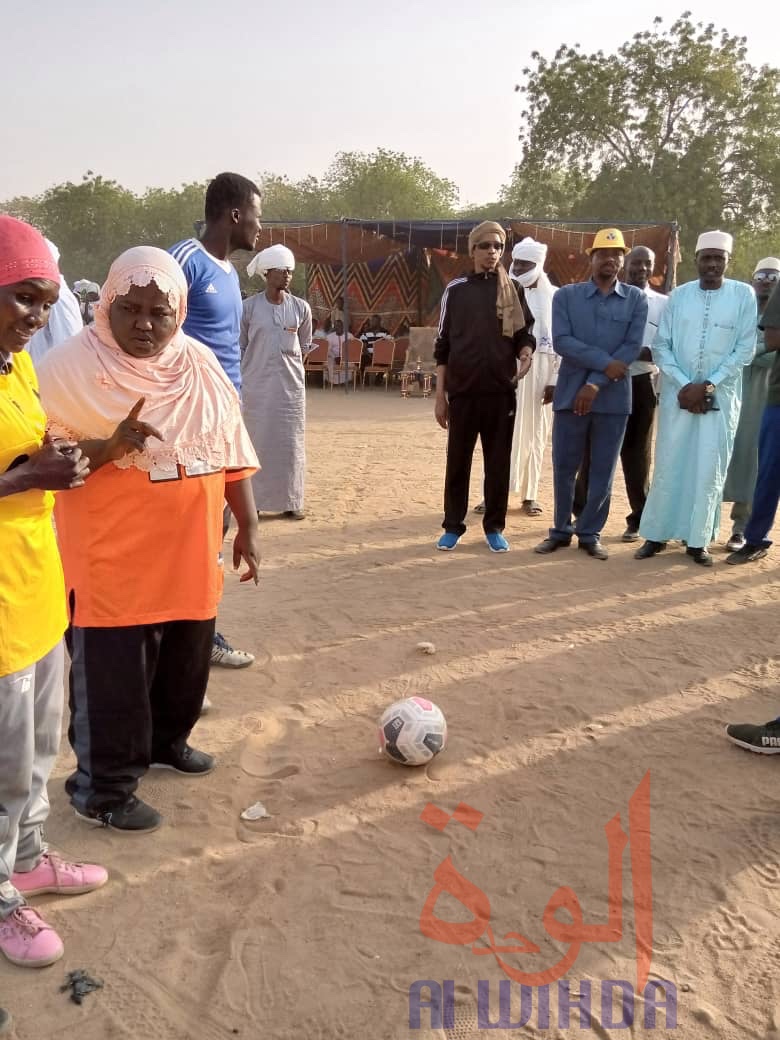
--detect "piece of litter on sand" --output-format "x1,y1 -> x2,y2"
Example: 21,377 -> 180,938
416,642 -> 436,655
241,801 -> 271,821
60,970 -> 103,1005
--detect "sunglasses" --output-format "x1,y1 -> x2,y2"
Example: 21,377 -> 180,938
754,271 -> 780,283
476,241 -> 503,251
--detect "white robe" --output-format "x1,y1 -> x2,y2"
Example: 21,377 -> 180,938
639,279 -> 757,546
240,292 -> 312,512
509,277 -> 559,499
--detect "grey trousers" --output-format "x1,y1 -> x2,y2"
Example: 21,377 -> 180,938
0,643 -> 64,918
730,500 -> 751,535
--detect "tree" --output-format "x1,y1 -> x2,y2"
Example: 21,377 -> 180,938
323,149 -> 459,219
512,13 -> 780,275
259,174 -> 330,221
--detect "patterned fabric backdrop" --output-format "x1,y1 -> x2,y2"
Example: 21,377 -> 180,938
307,252 -> 420,336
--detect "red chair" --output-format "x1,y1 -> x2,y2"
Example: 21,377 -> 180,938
362,339 -> 396,389
304,340 -> 328,385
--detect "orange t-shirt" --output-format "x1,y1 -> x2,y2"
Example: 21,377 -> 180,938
54,463 -> 255,628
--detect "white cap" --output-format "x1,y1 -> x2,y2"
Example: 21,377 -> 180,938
753,256 -> 780,274
695,230 -> 733,254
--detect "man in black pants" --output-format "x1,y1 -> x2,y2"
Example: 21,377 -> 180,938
434,221 -> 534,552
573,246 -> 667,539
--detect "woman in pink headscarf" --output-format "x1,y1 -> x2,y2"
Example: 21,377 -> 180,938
37,246 -> 260,835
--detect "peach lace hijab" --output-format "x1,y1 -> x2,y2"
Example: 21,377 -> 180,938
37,247 -> 257,475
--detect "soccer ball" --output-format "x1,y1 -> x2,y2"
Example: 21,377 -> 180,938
378,697 -> 447,766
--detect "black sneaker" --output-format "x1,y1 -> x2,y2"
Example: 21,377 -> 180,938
150,745 -> 215,775
726,543 -> 768,565
75,796 -> 162,833
725,719 -> 780,755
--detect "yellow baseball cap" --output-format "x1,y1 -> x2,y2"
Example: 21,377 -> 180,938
586,228 -> 629,255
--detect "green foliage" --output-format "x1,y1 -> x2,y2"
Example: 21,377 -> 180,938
512,12 -> 780,268
260,149 -> 460,220
0,150 -> 460,283
0,173 -> 208,284
322,148 -> 459,219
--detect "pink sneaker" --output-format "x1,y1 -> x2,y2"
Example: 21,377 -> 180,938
12,851 -> 108,897
0,907 -> 64,967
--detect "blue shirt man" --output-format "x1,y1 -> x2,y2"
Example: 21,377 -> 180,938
535,228 -> 648,559
168,239 -> 243,391
169,172 -> 262,671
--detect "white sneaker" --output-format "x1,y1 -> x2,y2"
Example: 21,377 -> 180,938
210,632 -> 254,669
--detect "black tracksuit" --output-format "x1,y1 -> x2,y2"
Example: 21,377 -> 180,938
435,272 -> 535,534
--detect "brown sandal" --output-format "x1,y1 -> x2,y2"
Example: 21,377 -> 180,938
522,500 -> 543,516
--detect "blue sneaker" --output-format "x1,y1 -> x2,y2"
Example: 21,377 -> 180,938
486,531 -> 510,553
437,531 -> 461,551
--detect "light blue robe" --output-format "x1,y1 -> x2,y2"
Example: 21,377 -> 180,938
640,279 -> 757,546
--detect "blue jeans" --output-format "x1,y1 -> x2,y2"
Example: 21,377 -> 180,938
744,405 -> 780,547
550,411 -> 628,544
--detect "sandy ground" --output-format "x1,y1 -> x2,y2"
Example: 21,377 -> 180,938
3,387 -> 779,1040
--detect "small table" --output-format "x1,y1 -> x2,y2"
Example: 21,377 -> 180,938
400,368 -> 433,398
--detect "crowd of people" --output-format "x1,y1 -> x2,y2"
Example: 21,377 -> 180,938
1,172 -> 779,1029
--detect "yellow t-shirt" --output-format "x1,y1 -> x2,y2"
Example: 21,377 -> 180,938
0,351 -> 67,675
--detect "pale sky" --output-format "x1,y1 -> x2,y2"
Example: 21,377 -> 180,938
2,0 -> 777,209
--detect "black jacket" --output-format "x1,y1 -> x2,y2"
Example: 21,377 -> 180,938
434,271 -> 535,398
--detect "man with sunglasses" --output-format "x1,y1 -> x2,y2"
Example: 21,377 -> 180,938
722,258 -> 780,551
434,221 -> 534,552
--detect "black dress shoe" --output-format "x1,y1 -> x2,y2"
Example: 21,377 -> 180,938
686,546 -> 714,567
579,540 -> 608,560
534,537 -> 571,554
634,540 -> 666,560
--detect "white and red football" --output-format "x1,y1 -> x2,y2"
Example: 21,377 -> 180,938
378,696 -> 447,766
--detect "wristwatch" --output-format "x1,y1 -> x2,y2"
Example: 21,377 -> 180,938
585,382 -> 600,392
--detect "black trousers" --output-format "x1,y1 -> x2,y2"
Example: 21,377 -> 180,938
65,617 -> 216,813
443,392 -> 516,535
574,373 -> 656,529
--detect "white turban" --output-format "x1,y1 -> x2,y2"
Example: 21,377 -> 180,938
512,237 -> 548,266
754,257 -> 780,274
247,244 -> 296,279
511,237 -> 548,288
695,230 -> 733,255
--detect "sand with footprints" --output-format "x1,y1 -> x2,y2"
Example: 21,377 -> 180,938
5,389 -> 779,1040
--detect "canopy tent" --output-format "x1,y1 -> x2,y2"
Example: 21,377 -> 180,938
242,218 -> 680,336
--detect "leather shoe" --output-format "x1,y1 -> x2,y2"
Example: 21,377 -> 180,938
579,540 -> 608,560
534,537 -> 571,554
634,540 -> 666,560
686,546 -> 714,567
621,527 -> 640,542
